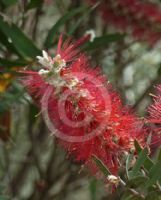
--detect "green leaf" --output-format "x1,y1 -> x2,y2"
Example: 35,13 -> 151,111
44,6 -> 88,48
156,148 -> 161,162
0,30 -> 19,55
0,58 -> 28,68
29,104 -> 39,123
134,140 -> 153,172
126,153 -> 134,179
144,160 -> 161,188
68,12 -> 89,36
1,0 -> 17,7
143,158 -> 154,172
68,5 -> 94,35
0,16 -> 41,59
127,176 -> 148,188
134,140 -> 142,153
92,155 -> 111,177
83,34 -> 125,51
89,178 -> 97,200
129,148 -> 147,179
27,0 -> 43,10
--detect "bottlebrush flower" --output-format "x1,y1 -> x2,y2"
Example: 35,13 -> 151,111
88,0 -> 161,45
21,34 -> 146,175
148,85 -> 161,151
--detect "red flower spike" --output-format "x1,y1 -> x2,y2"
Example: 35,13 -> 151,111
148,85 -> 161,123
148,85 -> 161,151
21,34 -> 146,175
88,0 -> 161,45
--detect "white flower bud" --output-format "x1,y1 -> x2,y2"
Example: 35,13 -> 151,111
107,175 -> 119,185
85,29 -> 96,42
38,69 -> 49,75
37,50 -> 53,69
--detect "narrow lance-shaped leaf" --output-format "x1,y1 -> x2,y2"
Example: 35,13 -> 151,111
68,4 -> 97,36
92,155 -> 111,177
129,148 -> 147,179
126,153 -> 134,179
134,140 -> 142,153
89,178 -> 97,200
44,6 -> 89,48
68,9 -> 90,36
0,58 -> 28,68
0,30 -> 20,56
156,147 -> 161,162
134,140 -> 153,171
82,34 -> 125,51
144,160 -> 161,188
0,16 -> 41,59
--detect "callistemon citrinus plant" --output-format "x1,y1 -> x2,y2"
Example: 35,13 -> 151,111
21,34 -> 146,178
